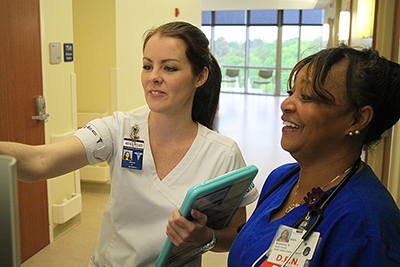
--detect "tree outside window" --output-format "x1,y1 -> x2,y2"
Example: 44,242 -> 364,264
202,9 -> 324,95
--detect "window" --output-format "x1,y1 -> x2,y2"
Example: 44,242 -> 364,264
215,10 -> 246,25
249,10 -> 278,24
248,26 -> 277,94
214,26 -> 246,66
202,9 -> 324,95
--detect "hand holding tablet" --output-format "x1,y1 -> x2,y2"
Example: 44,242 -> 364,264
155,165 -> 258,267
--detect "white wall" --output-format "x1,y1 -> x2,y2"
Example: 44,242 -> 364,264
202,0 -> 331,11
40,0 -> 80,241
115,0 -> 202,112
73,0 -> 202,117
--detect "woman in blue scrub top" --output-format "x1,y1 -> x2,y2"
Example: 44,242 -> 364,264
228,45 -> 400,267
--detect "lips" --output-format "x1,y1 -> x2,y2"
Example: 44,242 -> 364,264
149,90 -> 165,96
283,120 -> 301,129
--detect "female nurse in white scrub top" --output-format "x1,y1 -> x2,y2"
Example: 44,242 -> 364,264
0,21 -> 258,267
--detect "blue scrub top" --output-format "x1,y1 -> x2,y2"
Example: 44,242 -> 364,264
228,163 -> 400,267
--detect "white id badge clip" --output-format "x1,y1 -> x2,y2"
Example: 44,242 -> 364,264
121,124 -> 144,170
261,225 -> 320,267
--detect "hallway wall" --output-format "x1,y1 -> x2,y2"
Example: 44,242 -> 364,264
40,0 -> 79,242
73,0 -> 202,117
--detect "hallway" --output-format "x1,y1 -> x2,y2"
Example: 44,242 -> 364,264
21,93 -> 294,267
217,92 -> 294,190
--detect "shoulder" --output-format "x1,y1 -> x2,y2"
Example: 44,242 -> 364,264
259,163 -> 299,196
91,111 -> 149,135
79,111 -> 148,130
194,124 -> 246,172
317,163 -> 400,262
197,123 -> 241,152
326,163 -> 400,228
109,110 -> 149,125
269,163 -> 299,178
341,163 -> 399,218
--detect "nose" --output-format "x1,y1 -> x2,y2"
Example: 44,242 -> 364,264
149,68 -> 163,84
280,95 -> 295,113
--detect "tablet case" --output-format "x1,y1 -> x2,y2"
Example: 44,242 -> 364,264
155,165 -> 258,267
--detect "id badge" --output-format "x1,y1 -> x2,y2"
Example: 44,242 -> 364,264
121,138 -> 144,170
261,225 -> 320,267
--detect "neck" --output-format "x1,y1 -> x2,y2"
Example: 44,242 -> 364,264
295,153 -> 361,197
148,111 -> 197,143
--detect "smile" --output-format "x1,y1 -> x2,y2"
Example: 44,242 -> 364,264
150,90 -> 164,95
283,121 -> 301,129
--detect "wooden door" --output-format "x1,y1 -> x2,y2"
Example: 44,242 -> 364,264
0,0 -> 50,262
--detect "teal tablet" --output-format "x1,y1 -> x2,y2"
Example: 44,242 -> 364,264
155,165 -> 258,267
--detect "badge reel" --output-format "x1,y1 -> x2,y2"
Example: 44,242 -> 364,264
121,124 -> 144,170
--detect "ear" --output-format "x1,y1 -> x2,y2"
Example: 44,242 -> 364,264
195,66 -> 209,88
349,105 -> 374,133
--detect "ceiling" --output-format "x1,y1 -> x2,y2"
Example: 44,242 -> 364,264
202,0 -> 332,11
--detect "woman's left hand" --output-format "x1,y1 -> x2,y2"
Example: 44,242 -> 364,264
166,208 -> 214,248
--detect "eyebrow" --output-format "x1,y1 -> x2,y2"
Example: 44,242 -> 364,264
142,57 -> 180,64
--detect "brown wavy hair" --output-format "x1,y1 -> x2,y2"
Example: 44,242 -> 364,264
143,21 -> 221,130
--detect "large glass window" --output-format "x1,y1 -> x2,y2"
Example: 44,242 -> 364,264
300,26 -> 324,59
202,11 -> 212,25
215,10 -> 246,25
283,10 -> 300,24
215,26 -> 246,93
249,10 -> 278,24
248,26 -> 277,94
281,25 -> 300,93
301,10 -> 323,24
203,9 -> 324,95
248,27 -> 277,66
214,26 -> 246,66
281,26 -> 300,68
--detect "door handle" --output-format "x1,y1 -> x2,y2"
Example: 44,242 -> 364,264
32,96 -> 50,121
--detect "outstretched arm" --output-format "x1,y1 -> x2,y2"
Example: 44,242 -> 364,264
0,136 -> 88,182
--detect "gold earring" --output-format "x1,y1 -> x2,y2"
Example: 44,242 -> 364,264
349,131 -> 353,136
355,130 -> 360,135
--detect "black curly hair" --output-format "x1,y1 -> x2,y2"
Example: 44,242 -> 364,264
288,44 -> 400,149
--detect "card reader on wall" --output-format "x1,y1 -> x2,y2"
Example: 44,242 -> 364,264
49,42 -> 61,64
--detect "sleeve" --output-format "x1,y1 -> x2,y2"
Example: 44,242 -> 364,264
239,181 -> 259,207
73,118 -> 115,165
227,141 -> 246,171
228,141 -> 259,207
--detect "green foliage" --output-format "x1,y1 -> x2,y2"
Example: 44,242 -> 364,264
214,30 -> 322,94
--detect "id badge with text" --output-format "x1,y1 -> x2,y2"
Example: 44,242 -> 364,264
121,138 -> 144,170
261,225 -> 320,267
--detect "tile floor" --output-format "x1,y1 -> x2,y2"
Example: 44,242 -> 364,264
21,93 -> 295,267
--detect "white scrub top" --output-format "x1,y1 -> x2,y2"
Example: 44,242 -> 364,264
75,111 -> 258,267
